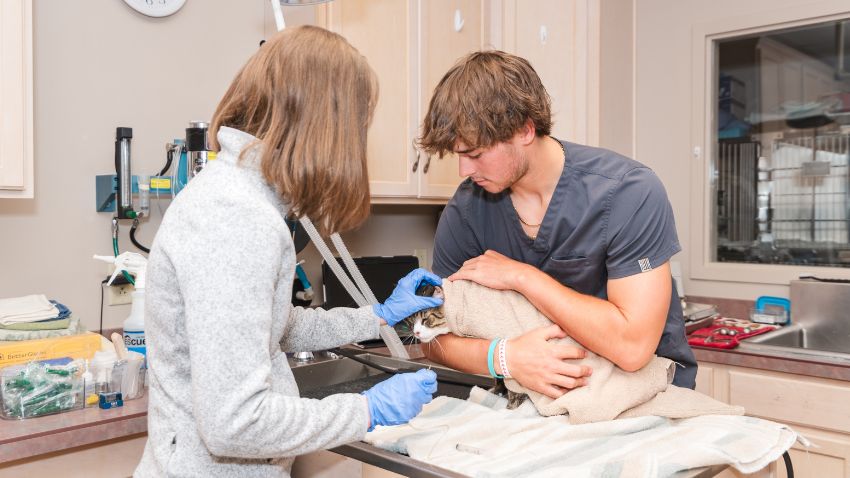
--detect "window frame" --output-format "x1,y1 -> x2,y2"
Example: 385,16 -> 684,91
690,3 -> 850,284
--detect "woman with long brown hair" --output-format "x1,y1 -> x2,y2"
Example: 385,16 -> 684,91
136,26 -> 441,477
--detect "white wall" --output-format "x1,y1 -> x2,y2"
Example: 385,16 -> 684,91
0,1 -> 440,333
598,0 -> 634,158
6,0 -> 806,323
634,0 -> 850,300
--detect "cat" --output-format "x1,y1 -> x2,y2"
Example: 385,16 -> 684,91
402,283 -> 528,409
400,280 -> 686,423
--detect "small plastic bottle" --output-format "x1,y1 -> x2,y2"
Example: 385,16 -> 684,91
82,359 -> 97,406
138,174 -> 151,217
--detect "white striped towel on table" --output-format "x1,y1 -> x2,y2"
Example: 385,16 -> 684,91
364,386 -> 803,478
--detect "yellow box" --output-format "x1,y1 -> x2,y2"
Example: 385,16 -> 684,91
0,332 -> 102,368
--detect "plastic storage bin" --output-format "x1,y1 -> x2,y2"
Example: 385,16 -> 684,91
750,296 -> 791,325
0,359 -> 85,419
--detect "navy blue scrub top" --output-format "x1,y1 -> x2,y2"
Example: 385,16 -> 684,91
432,139 -> 697,389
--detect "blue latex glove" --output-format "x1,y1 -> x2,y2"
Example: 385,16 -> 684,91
362,369 -> 438,431
373,268 -> 443,326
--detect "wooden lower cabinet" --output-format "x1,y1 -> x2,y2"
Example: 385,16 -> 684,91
0,434 -> 146,478
697,361 -> 850,478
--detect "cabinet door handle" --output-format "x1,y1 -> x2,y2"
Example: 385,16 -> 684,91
412,148 -> 421,173
423,154 -> 432,174
454,10 -> 464,32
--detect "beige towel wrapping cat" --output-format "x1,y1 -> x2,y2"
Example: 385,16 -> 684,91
439,279 -> 742,424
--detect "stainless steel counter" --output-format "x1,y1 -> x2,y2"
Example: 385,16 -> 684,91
332,439 -> 726,478
291,346 -> 726,478
694,281 -> 850,381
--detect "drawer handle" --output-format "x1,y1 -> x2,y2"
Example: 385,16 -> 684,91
412,147 -> 420,173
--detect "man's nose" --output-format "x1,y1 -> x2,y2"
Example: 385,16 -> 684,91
458,157 -> 474,178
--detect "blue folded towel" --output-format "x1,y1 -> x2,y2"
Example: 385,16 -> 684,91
49,300 -> 71,320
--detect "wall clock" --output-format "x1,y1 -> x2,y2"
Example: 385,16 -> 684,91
123,0 -> 187,18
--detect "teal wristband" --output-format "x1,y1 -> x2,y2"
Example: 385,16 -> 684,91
487,338 -> 504,379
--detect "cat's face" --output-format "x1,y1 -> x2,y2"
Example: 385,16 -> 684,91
402,286 -> 449,343
412,310 -> 450,343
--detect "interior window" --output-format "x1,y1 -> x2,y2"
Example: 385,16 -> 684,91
714,19 -> 850,267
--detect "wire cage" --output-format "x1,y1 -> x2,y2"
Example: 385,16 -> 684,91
715,132 -> 850,266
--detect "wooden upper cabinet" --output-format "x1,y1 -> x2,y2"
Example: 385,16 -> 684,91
322,0 -> 418,198
0,0 -> 33,198
503,0 -> 588,144
320,0 -> 490,202
418,0 -> 488,199
757,37 -> 843,121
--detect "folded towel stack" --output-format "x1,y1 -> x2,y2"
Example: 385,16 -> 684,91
0,295 -> 82,341
0,295 -> 58,324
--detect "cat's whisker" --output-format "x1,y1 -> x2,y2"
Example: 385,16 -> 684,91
430,335 -> 447,358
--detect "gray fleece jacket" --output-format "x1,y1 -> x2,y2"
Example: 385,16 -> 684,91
134,127 -> 381,477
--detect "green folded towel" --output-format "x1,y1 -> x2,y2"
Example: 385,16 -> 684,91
0,316 -> 83,341
0,316 -> 71,331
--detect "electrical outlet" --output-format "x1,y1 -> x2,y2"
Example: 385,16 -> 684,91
413,248 -> 429,268
107,284 -> 134,306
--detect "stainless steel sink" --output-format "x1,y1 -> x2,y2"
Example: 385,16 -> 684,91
742,324 -> 850,363
745,323 -> 850,354
290,353 -> 383,393
738,279 -> 850,364
289,351 -> 493,400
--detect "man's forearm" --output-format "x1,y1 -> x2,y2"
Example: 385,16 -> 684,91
421,333 -> 491,375
512,267 -> 658,371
